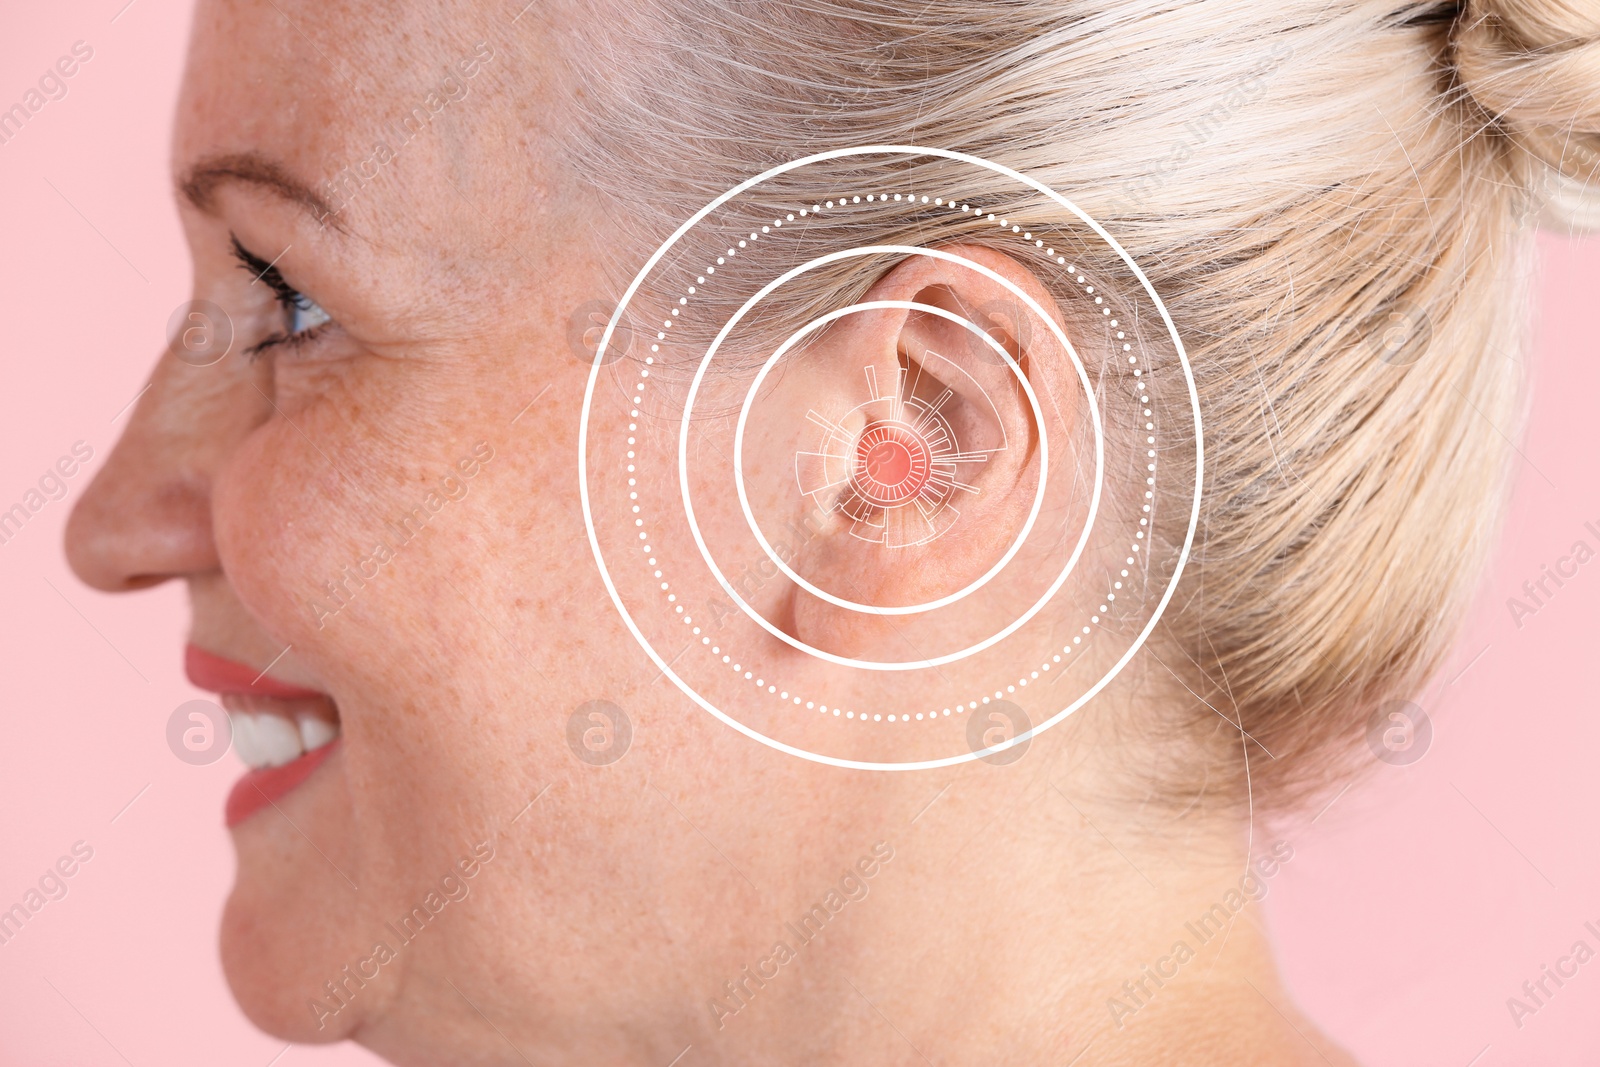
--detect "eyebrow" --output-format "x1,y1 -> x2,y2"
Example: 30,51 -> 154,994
178,152 -> 345,232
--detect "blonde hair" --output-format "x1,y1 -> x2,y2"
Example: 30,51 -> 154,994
569,0 -> 1599,808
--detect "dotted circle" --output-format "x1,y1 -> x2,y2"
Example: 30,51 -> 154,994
577,145 -> 1204,771
620,193 -> 1150,723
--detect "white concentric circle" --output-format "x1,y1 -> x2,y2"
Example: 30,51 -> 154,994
725,294 -> 1062,623
578,144 -> 1204,770
692,283 -> 1092,670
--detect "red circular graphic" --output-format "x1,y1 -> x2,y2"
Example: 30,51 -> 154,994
852,421 -> 932,507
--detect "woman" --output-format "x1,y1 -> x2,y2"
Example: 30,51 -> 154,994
63,0 -> 1598,1062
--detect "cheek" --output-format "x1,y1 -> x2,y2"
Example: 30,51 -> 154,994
210,403 -> 442,664
214,420 -> 347,636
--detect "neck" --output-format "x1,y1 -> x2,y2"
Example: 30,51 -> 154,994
361,706 -> 1355,1066
694,748 -> 1344,1065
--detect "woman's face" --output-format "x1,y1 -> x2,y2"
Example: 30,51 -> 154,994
64,0 -> 982,1057
65,0 -> 703,1049
65,0 -> 1163,1060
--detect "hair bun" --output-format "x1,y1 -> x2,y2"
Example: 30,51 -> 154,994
1453,0 -> 1600,228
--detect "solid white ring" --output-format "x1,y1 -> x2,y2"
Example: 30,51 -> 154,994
682,250 -> 1099,670
730,298 -> 1047,615
579,144 -> 1203,769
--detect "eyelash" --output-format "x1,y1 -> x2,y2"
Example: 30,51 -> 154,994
229,236 -> 330,359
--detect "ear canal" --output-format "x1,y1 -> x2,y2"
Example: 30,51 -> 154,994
824,350 -> 974,549
793,291 -> 1039,554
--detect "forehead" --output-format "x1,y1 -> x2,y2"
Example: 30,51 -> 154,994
172,0 -> 584,237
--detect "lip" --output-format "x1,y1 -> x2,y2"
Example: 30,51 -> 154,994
185,644 -> 340,828
185,643 -> 327,699
225,740 -> 339,829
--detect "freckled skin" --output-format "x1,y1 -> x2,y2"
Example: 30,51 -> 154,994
64,2 -> 1356,1064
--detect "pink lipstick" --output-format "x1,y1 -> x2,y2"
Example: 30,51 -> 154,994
184,644 -> 342,828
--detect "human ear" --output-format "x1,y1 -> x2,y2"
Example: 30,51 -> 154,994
737,244 -> 1078,661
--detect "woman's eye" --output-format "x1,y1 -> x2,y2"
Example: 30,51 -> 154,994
229,235 -> 336,359
289,295 -> 331,336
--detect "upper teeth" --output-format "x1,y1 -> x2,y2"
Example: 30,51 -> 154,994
228,711 -> 339,770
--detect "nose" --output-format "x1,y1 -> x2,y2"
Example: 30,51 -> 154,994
65,351 -> 255,592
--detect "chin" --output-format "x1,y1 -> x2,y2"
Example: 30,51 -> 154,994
220,886 -> 368,1043
218,750 -> 382,1043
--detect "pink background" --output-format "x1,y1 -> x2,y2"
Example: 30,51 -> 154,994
0,4 -> 1595,1065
